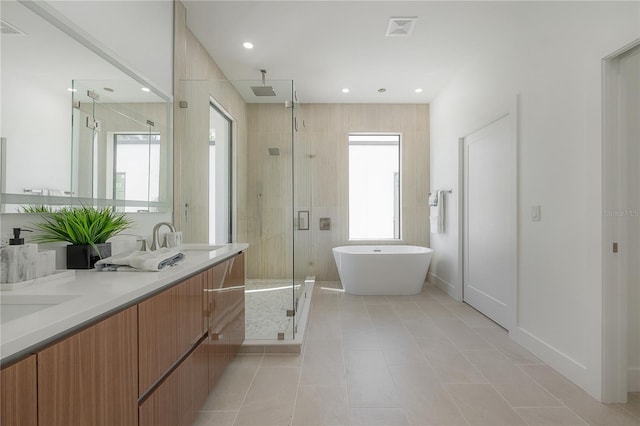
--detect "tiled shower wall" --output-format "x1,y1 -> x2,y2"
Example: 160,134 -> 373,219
246,103 -> 430,281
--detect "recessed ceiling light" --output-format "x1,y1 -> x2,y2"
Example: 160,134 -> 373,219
243,41 -> 254,49
141,87 -> 151,92
67,88 -> 77,92
415,88 -> 423,93
342,88 -> 350,93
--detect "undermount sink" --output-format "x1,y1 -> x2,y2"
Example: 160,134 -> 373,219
0,294 -> 80,324
180,244 -> 224,251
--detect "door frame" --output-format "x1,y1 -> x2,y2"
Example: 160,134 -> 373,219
458,97 -> 519,332
602,38 -> 640,403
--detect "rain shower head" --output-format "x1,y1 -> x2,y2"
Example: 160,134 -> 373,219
251,69 -> 276,97
252,86 -> 277,96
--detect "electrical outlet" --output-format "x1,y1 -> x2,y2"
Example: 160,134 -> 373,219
319,217 -> 331,231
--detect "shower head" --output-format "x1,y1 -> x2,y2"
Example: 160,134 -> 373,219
268,148 -> 280,156
252,86 -> 277,96
251,69 -> 276,97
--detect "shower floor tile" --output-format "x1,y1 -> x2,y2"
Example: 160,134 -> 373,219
245,279 -> 303,340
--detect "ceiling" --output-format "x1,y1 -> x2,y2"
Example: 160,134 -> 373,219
182,1 -> 517,104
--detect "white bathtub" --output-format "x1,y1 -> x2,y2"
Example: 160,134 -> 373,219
332,245 -> 433,295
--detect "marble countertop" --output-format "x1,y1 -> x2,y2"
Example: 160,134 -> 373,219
0,243 -> 248,366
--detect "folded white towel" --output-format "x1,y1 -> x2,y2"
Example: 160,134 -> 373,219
95,248 -> 184,272
430,206 -> 440,231
430,190 -> 445,233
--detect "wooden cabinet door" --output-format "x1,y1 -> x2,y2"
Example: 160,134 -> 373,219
37,306 -> 138,426
1,355 -> 37,426
177,273 -> 205,353
138,284 -> 179,395
139,273 -> 205,395
226,253 -> 245,357
207,261 -> 230,391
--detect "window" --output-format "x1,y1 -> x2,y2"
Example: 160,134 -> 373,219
113,133 -> 160,212
349,134 -> 400,240
209,103 -> 232,244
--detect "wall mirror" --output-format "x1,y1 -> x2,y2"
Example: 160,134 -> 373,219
0,0 -> 172,213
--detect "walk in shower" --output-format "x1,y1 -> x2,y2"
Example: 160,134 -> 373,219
237,78 -> 313,342
177,77 -> 313,344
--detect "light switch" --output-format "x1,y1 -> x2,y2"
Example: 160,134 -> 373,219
531,205 -> 541,222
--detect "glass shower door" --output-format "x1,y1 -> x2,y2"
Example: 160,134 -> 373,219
292,99 -> 313,336
238,78 -> 297,340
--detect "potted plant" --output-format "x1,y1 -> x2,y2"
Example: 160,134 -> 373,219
28,205 -> 132,269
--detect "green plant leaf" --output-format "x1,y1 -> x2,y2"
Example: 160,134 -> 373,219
28,205 -> 132,246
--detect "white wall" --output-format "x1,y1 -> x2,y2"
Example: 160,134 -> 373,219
429,1 -> 639,400
47,1 -> 174,95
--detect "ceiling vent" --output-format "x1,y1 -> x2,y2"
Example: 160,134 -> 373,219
1,20 -> 26,36
385,17 -> 417,37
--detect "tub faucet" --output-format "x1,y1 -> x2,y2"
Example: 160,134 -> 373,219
150,222 -> 176,251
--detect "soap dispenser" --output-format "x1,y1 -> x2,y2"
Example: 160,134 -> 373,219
9,227 -> 29,245
1,228 -> 38,284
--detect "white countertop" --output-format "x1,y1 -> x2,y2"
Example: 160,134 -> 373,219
0,243 -> 248,366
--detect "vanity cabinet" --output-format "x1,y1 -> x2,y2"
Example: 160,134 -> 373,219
37,306 -> 138,426
0,251 -> 245,426
140,252 -> 245,424
0,355 -> 37,426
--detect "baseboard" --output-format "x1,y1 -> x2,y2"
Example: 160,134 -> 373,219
510,326 -> 600,400
629,367 -> 640,392
428,272 -> 460,301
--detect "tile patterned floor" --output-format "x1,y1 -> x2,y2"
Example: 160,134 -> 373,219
195,282 -> 640,426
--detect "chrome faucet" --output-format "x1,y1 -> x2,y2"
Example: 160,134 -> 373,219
150,222 -> 176,251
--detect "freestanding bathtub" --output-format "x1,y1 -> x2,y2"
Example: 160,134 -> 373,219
332,245 -> 433,295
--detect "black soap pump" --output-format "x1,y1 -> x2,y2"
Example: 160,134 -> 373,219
9,228 -> 31,245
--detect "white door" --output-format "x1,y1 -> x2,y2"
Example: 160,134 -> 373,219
619,46 -> 640,394
603,41 -> 640,403
463,113 -> 516,330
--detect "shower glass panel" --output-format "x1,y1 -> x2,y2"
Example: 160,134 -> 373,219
242,79 -> 295,340
293,102 -> 313,329
233,78 -> 312,341
180,79 -> 312,342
